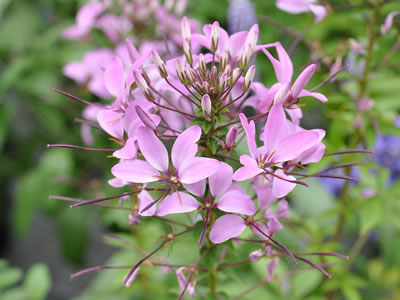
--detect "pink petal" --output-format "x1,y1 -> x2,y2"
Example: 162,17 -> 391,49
217,189 -> 256,215
382,11 -> 400,34
228,31 -> 248,59
108,177 -> 128,188
249,249 -> 263,262
291,64 -> 316,99
104,57 -> 125,98
183,180 -> 206,197
309,3 -> 327,23
299,140 -> 325,164
263,103 -> 289,153
257,83 -> 281,113
276,0 -> 309,14
209,162 -> 233,197
232,155 -> 263,181
262,42 -> 293,83
113,138 -> 137,159
97,108 -> 124,139
277,199 -> 290,219
137,127 -> 169,172
298,89 -> 328,102
272,169 -> 296,198
176,268 -> 196,297
255,186 -> 276,210
171,125 -> 201,171
111,159 -> 160,183
209,214 -> 246,244
286,107 -> 303,125
123,267 -> 140,287
157,192 -> 199,216
266,258 -> 279,282
239,113 -> 258,158
178,158 -> 220,184
273,130 -> 320,163
138,190 -> 156,216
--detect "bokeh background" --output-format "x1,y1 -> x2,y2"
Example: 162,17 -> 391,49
1,0 -> 400,299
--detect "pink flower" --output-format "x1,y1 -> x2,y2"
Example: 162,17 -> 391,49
381,11 -> 400,34
111,125 -> 220,214
233,103 -> 321,198
62,0 -> 108,39
258,42 -> 327,113
276,0 -> 327,23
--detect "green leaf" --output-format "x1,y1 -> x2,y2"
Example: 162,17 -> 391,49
203,120 -> 213,134
0,266 -> 23,290
360,197 -> 383,235
23,264 -> 51,300
291,269 -> 322,298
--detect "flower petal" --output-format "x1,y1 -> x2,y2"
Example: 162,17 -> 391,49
113,138 -> 137,159
217,188 -> 256,215
239,113 -> 258,158
255,186 -> 276,210
171,125 -> 201,171
178,157 -> 220,184
209,162 -> 233,197
138,190 -> 156,216
183,180 -> 206,197
263,103 -> 290,154
298,89 -> 328,102
262,42 -> 293,83
272,169 -> 296,198
104,57 -> 125,97
209,214 -> 246,244
232,155 -> 263,181
111,159 -> 160,183
97,108 -> 124,139
137,126 -> 169,172
157,192 -> 199,216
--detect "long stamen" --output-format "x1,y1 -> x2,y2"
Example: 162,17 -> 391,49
324,149 -> 374,156
51,192 -> 136,208
310,64 -> 347,92
71,265 -> 131,279
140,187 -> 171,214
264,169 -> 309,187
47,144 -> 116,152
251,224 -> 297,264
294,255 -> 331,278
52,88 -> 103,107
198,209 -> 211,248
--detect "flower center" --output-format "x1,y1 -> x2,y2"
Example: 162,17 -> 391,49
170,176 -> 179,184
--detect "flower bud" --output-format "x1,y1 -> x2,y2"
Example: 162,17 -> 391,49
211,21 -> 220,53
199,53 -> 207,74
135,105 -> 157,131
151,50 -> 167,78
225,125 -> 238,151
185,68 -> 195,85
243,65 -> 256,92
175,0 -> 188,16
273,82 -> 291,104
230,67 -> 241,85
202,94 -> 212,118
176,59 -> 187,84
218,72 -> 228,92
245,24 -> 259,51
240,44 -> 253,69
133,71 -> 155,101
291,64 -> 316,100
183,39 -> 193,65
181,16 -> 191,43
219,51 -> 228,71
358,98 -> 374,112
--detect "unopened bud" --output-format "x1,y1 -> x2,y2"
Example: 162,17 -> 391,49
181,16 -> 191,43
135,105 -> 157,131
245,24 -> 259,51
273,82 -> 291,104
218,72 -> 228,92
133,71 -> 155,101
243,65 -> 256,92
201,94 -> 212,118
219,51 -> 228,71
230,68 -> 241,85
211,21 -> 220,53
224,64 -> 231,76
183,39 -> 193,65
240,44 -> 253,69
291,64 -> 316,100
176,59 -> 187,84
199,54 -> 207,74
225,125 -> 238,151
202,82 -> 210,94
185,68 -> 195,85
151,50 -> 167,78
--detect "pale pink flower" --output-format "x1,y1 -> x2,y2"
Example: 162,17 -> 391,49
276,0 -> 327,23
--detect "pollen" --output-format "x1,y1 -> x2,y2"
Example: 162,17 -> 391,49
170,176 -> 179,184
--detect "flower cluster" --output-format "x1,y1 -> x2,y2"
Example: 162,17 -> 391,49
52,1 -> 357,297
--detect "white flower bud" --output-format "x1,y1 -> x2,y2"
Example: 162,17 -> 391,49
230,67 -> 241,85
151,50 -> 167,78
181,16 -> 191,43
183,39 -> 193,65
211,21 -> 220,53
225,125 -> 238,151
273,82 -> 291,104
219,51 -> 228,71
199,53 -> 207,74
133,71 -> 155,101
176,59 -> 187,84
245,24 -> 259,51
243,65 -> 256,92
201,94 -> 212,118
218,72 -> 228,92
240,44 -> 253,69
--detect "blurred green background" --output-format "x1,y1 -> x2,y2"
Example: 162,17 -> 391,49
1,0 -> 400,299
